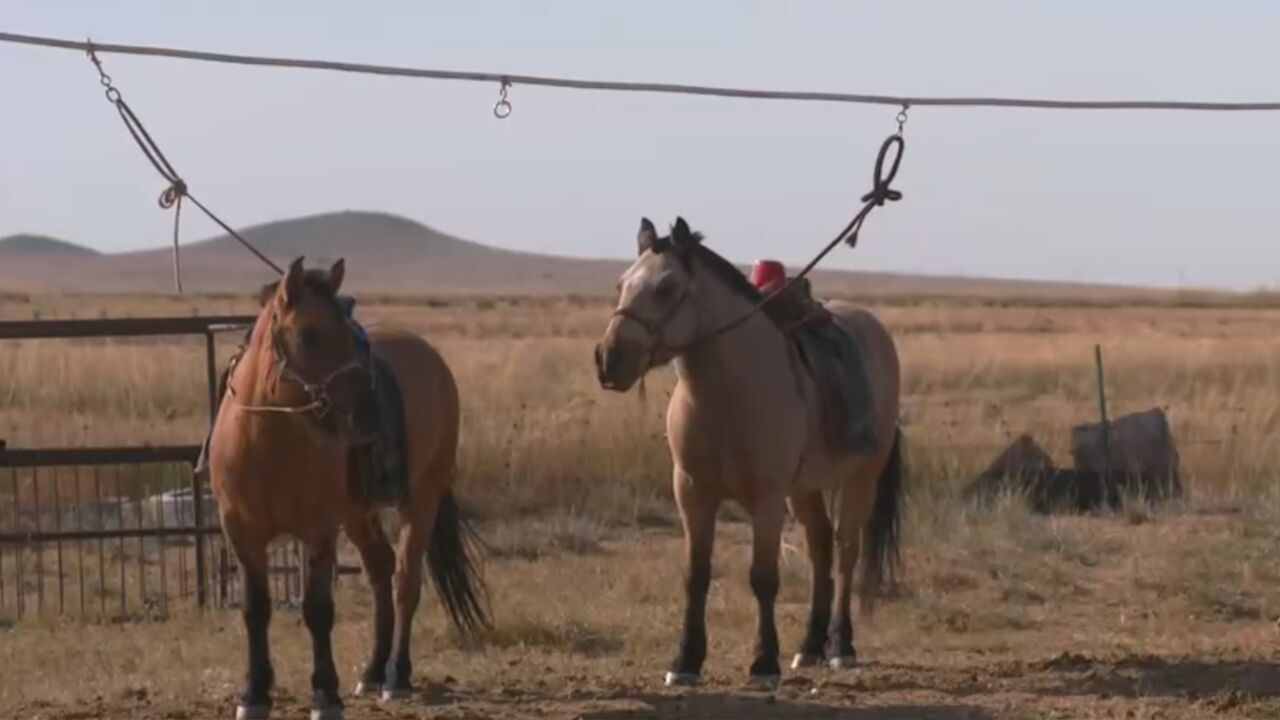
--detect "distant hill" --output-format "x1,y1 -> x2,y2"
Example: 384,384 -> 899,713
0,234 -> 101,258
0,210 -> 1161,300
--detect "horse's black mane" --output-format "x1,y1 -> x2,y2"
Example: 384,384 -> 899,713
688,242 -> 764,304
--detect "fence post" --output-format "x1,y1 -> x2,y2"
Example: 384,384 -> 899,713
1094,344 -> 1111,479
193,329 -> 218,610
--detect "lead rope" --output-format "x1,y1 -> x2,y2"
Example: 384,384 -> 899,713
673,107 -> 908,353
85,40 -> 285,292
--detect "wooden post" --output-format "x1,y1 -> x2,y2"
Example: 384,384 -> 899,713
1094,344 -> 1111,478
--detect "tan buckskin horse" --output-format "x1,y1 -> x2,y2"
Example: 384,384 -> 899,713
208,258 -> 489,720
595,218 -> 904,687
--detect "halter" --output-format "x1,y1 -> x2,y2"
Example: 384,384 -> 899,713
225,313 -> 371,426
610,282 -> 695,360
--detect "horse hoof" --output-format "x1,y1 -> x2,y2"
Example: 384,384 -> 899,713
828,655 -> 857,670
352,681 -> 381,697
791,653 -> 823,669
235,706 -> 270,720
748,674 -> 781,690
381,687 -> 414,702
310,708 -> 344,720
664,672 -> 700,687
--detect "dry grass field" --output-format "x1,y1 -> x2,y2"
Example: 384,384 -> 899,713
3,289 -> 1280,719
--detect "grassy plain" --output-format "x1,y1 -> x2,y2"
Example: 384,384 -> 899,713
2,290 -> 1280,719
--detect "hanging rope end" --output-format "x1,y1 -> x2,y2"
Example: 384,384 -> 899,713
171,195 -> 186,294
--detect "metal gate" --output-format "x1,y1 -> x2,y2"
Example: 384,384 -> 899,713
0,315 -> 308,621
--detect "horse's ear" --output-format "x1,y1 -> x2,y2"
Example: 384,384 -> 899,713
329,258 -> 345,293
671,217 -> 701,252
637,217 -> 658,256
280,256 -> 305,307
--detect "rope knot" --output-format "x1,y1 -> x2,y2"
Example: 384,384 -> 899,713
865,133 -> 905,204
860,184 -> 903,207
843,132 -> 907,248
158,179 -> 187,209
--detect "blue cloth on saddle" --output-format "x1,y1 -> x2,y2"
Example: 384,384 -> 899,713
338,295 -> 371,354
340,296 -> 408,505
793,319 -> 874,454
359,354 -> 410,505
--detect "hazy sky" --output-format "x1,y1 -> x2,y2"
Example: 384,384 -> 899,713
4,2 -> 1280,289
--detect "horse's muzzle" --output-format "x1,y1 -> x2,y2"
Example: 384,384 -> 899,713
595,342 -> 621,391
595,342 -> 640,392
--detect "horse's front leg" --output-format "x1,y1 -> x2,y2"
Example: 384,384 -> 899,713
747,498 -> 785,687
303,534 -> 343,720
226,524 -> 273,720
666,470 -> 720,687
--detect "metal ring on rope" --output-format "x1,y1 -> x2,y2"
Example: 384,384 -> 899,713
494,78 -> 513,119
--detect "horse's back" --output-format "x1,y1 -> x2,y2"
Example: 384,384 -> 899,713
368,327 -> 461,483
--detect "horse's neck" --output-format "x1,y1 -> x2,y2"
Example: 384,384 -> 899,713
674,279 -> 791,399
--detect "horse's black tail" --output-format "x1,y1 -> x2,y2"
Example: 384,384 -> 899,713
427,490 -> 492,636
859,426 -> 905,616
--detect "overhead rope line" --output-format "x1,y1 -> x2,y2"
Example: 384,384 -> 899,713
7,28 -> 1275,295
4,30 -> 1280,113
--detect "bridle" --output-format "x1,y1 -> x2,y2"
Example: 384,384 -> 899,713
225,313 -> 371,426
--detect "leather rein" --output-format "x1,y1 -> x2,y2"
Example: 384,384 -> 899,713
611,131 -> 905,359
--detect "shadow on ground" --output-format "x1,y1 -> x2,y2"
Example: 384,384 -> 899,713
579,692 -> 991,720
1038,654 -> 1280,701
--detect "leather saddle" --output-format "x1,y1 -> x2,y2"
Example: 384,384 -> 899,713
763,278 -> 877,456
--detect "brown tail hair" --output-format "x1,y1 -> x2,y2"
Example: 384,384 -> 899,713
426,490 -> 492,635
859,427 -> 905,615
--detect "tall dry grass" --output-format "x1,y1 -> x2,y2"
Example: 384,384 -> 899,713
3,293 -> 1280,519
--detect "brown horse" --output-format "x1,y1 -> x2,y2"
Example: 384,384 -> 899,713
595,218 -> 904,687
208,258 -> 489,720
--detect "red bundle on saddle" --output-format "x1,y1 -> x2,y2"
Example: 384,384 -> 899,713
750,259 -> 787,293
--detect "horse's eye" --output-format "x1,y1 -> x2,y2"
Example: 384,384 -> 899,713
654,278 -> 677,302
299,326 -> 322,349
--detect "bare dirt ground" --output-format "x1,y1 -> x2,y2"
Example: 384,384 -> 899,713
4,508 -> 1280,720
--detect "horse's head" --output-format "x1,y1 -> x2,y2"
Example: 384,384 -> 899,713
257,257 -> 378,442
595,217 -> 703,392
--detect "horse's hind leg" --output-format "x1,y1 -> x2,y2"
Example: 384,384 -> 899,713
789,492 -> 834,670
302,534 -> 343,720
828,484 -> 867,670
383,491 -> 442,700
225,525 -> 273,720
345,514 -> 395,696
